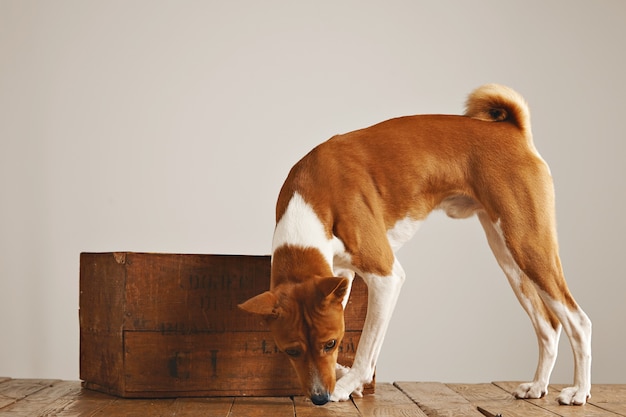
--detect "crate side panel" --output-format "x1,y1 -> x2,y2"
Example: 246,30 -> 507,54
123,331 -> 298,396
122,330 -> 369,396
79,252 -> 127,392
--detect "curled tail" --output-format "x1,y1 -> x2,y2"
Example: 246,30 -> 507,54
465,84 -> 531,134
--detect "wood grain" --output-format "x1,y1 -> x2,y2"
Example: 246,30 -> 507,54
293,395 -> 361,417
353,382 -> 428,416
448,383 -> 557,417
0,381 -> 79,416
171,397 -> 234,417
1,379 -> 625,416
494,381 -> 626,416
229,397 -> 293,417
394,381 -> 486,416
53,385 -> 118,417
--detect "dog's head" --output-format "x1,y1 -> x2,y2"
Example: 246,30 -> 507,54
239,276 -> 349,405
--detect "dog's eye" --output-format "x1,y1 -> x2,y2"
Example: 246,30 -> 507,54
284,348 -> 301,358
323,340 -> 336,352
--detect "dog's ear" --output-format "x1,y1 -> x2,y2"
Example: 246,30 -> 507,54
238,291 -> 280,319
317,277 -> 350,304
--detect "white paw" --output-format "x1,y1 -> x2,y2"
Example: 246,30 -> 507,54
513,381 -> 548,399
557,386 -> 590,405
330,369 -> 365,402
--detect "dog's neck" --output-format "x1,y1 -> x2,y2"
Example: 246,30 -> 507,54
271,245 -> 333,287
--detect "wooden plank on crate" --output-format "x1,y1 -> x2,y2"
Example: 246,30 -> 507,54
0,381 -> 80,416
120,253 -> 271,333
394,381 -> 485,417
448,383 -> 559,417
229,397 -> 294,417
121,330 -> 364,396
352,382 -> 428,416
112,252 -> 366,332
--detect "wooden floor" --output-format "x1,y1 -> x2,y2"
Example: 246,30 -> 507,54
0,378 -> 625,416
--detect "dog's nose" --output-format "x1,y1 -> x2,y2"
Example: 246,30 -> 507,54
310,392 -> 330,406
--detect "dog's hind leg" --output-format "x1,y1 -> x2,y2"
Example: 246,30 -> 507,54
330,258 -> 405,402
534,286 -> 592,405
478,212 -> 561,399
478,210 -> 592,405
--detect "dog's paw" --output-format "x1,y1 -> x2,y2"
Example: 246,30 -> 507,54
557,386 -> 590,405
513,381 -> 548,399
350,383 -> 364,398
330,370 -> 365,402
330,384 -> 351,402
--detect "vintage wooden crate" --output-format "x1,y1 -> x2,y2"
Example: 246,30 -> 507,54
79,252 -> 373,398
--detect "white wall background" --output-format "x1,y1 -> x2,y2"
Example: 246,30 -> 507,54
1,1 -> 625,386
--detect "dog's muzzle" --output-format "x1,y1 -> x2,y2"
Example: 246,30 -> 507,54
310,391 -> 330,406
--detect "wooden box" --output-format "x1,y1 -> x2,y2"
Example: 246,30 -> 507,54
79,252 -> 372,398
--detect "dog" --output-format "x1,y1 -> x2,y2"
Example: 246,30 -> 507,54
239,84 -> 592,406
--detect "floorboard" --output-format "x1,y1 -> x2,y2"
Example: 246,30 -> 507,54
0,378 -> 624,416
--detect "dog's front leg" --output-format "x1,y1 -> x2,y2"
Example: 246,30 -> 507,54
331,260 -> 405,401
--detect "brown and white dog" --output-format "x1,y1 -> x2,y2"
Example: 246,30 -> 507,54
239,84 -> 592,406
